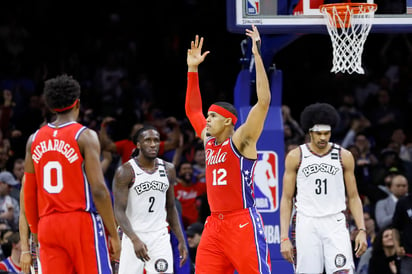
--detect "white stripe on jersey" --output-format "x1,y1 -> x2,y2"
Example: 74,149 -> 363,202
126,158 -> 169,233
295,143 -> 346,217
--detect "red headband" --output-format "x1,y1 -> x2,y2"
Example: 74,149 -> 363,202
53,99 -> 79,112
208,104 -> 237,125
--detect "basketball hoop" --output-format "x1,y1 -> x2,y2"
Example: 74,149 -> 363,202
320,2 -> 377,74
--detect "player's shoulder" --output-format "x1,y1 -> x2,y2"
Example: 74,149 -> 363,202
286,145 -> 301,159
162,159 -> 175,171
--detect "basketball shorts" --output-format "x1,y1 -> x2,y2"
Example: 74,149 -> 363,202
295,212 -> 355,274
38,211 -> 112,274
196,207 -> 271,274
118,227 -> 173,274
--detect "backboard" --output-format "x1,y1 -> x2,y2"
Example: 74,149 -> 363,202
227,0 -> 412,33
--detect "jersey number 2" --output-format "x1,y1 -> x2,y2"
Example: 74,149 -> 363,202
43,161 -> 64,193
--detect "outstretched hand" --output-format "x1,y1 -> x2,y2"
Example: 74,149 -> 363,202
245,24 -> 262,55
187,35 -> 210,70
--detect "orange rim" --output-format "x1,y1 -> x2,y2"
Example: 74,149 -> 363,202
320,3 -> 377,28
320,3 -> 377,15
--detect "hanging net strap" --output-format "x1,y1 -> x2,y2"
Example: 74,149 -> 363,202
320,3 -> 378,74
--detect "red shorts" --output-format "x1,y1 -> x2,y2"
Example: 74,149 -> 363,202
195,208 -> 271,274
38,211 -> 112,274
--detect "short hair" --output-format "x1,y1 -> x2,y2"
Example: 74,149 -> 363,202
300,103 -> 340,132
44,74 -> 81,112
213,102 -> 238,120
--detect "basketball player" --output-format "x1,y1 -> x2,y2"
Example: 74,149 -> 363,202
185,25 -> 271,273
113,125 -> 188,274
280,102 -> 368,273
23,74 -> 121,274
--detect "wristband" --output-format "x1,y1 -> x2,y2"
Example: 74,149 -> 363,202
358,228 -> 366,233
281,237 -> 289,243
21,251 -> 31,255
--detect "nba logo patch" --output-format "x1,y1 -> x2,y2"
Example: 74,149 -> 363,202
253,151 -> 278,212
246,0 -> 260,15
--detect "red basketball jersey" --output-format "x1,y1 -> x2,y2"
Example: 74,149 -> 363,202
31,122 -> 93,217
205,137 -> 256,212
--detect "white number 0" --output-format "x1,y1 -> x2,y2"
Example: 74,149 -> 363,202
212,168 -> 227,186
43,161 -> 63,193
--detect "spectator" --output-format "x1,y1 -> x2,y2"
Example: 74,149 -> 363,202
9,158 -> 24,203
390,127 -> 412,162
282,104 -> 304,145
392,193 -> 412,273
186,222 -> 204,274
174,161 -> 207,228
191,145 -> 205,183
0,172 -> 19,231
0,232 -> 22,273
375,174 -> 409,230
368,226 -> 401,274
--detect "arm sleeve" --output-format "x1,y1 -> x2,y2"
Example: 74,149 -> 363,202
185,72 -> 206,137
23,172 -> 39,234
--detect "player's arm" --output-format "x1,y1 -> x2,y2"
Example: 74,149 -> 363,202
19,175 -> 33,274
79,128 -> 120,261
113,163 -> 150,261
233,25 -> 271,157
185,35 -> 210,141
342,148 -> 367,258
23,133 -> 39,234
165,162 -> 188,267
279,147 -> 299,264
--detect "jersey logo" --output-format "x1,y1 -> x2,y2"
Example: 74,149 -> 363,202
53,130 -> 58,137
159,169 -> 166,177
302,163 -> 339,177
303,154 -> 311,158
334,254 -> 347,268
254,151 -> 279,213
239,222 -> 249,228
133,181 -> 168,195
331,152 -> 339,160
154,258 -> 168,272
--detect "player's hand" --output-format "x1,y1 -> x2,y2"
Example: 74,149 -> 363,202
109,234 -> 121,262
354,230 -> 368,257
133,238 -> 150,262
178,242 -> 188,267
280,238 -> 294,264
187,35 -> 210,69
245,24 -> 261,56
20,251 -> 32,274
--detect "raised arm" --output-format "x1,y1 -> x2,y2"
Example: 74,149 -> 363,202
185,35 -> 210,140
233,25 -> 271,157
165,162 -> 188,267
99,116 -> 118,153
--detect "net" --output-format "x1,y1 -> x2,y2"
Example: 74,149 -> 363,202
320,3 -> 378,74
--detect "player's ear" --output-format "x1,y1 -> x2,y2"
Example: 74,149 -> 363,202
224,118 -> 233,126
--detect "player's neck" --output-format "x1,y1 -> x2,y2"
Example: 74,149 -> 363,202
308,142 -> 331,155
52,112 -> 77,126
135,156 -> 157,173
214,130 -> 233,144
